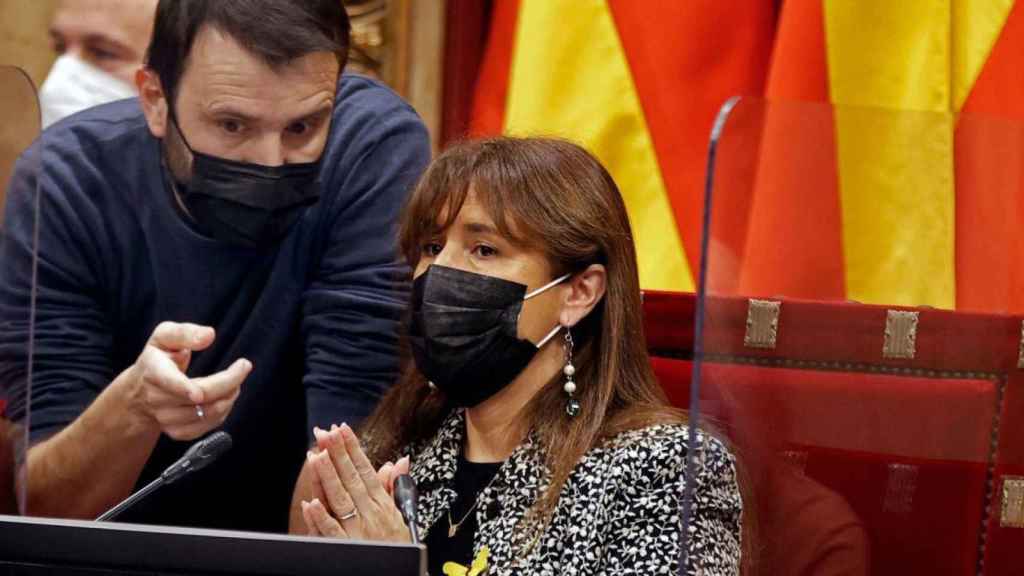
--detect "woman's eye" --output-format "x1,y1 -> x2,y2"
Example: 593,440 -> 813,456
422,242 -> 443,256
473,245 -> 498,258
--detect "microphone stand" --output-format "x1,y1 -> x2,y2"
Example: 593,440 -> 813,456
96,477 -> 164,522
95,431 -> 233,522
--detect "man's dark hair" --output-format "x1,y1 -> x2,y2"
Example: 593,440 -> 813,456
146,0 -> 351,103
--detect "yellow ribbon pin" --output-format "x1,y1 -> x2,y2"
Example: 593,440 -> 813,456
442,546 -> 490,576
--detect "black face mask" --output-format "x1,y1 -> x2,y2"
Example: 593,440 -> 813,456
168,113 -> 322,248
409,265 -> 569,408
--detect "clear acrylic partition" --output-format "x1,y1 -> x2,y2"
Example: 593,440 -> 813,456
677,98 -> 1024,575
0,65 -> 42,516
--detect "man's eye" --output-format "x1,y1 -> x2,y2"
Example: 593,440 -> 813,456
220,120 -> 243,134
287,122 -> 310,135
88,46 -> 118,62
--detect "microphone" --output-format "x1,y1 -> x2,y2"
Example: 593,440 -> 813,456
96,431 -> 233,522
393,474 -> 419,544
160,431 -> 233,484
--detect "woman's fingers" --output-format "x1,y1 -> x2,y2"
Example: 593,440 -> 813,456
395,455 -> 411,477
300,501 -> 321,536
378,461 -> 394,496
337,424 -> 391,507
308,450 -> 328,507
308,451 -> 359,526
313,426 -> 330,451
303,499 -> 346,538
323,425 -> 376,513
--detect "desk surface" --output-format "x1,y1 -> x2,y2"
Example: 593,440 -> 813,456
0,515 -> 425,576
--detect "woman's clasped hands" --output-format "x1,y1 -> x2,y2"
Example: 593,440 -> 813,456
301,423 -> 412,543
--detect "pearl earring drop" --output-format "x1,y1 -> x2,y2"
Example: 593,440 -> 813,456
563,329 -> 580,417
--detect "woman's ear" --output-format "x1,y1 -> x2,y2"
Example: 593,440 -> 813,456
559,264 -> 607,328
137,68 -> 168,138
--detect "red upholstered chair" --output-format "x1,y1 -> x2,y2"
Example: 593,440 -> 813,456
643,291 -> 1013,576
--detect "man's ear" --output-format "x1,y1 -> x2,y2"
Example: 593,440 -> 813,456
558,264 -> 607,328
137,68 -> 168,138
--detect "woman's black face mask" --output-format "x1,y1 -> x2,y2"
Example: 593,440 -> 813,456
167,109 -> 322,248
408,264 -> 569,408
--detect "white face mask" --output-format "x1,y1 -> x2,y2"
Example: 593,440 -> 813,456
39,54 -> 136,129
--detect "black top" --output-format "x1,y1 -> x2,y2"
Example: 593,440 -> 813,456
425,455 -> 501,575
0,74 -> 431,531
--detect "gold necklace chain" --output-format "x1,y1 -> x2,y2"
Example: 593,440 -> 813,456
447,470 -> 502,538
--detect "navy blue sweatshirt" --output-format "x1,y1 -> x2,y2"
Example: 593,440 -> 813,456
0,74 -> 430,531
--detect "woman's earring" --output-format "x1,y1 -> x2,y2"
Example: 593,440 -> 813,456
563,329 -> 580,417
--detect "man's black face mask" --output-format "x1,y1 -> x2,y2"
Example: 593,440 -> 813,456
166,108 -> 322,248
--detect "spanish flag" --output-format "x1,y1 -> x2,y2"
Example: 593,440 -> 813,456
470,0 -> 777,292
738,0 -> 1024,312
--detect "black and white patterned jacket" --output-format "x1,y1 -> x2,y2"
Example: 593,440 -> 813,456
408,410 -> 743,575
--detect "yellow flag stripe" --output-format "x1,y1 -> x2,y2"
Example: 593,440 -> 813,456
824,0 -> 956,308
502,0 -> 693,292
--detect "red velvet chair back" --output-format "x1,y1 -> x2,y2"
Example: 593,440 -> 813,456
644,291 -> 1013,576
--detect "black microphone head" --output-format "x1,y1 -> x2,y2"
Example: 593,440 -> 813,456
191,431 -> 232,471
168,431 -> 233,482
199,431 -> 233,457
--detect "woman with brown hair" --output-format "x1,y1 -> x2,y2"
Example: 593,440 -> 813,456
298,137 -> 742,575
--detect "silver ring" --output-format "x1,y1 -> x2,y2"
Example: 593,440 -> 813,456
339,508 -> 359,521
195,405 -> 205,419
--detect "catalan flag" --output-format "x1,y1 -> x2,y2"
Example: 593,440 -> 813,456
470,0 -> 777,292
728,0 -> 1024,312
473,1 -> 1024,313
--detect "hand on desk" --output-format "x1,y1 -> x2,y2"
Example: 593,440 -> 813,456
125,321 -> 251,441
302,424 -> 411,543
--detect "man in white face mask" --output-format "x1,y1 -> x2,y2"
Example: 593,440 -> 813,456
40,0 -> 157,128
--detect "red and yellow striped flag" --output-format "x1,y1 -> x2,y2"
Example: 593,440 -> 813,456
470,0 -> 776,291
744,0 -> 1024,312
